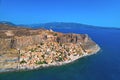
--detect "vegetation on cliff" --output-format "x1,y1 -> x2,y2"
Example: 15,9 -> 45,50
0,22 -> 100,72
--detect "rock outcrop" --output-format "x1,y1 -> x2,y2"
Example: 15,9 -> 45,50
0,23 -> 100,73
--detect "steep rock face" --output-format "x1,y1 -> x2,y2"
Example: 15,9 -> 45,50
56,34 -> 86,43
14,35 -> 45,49
0,30 -> 98,53
0,31 -> 96,52
0,24 -> 100,72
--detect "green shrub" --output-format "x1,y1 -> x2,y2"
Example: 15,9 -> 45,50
40,42 -> 44,45
58,56 -> 63,61
20,60 -> 27,64
35,61 -> 47,65
30,48 -> 36,52
53,33 -> 57,36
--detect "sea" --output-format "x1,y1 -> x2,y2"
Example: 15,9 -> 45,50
0,26 -> 120,80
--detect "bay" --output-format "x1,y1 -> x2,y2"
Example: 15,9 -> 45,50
0,26 -> 120,80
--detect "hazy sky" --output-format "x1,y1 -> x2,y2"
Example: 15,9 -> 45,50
0,0 -> 120,27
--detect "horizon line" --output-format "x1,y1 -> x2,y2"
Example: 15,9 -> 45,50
0,21 -> 120,30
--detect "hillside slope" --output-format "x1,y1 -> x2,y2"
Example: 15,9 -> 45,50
0,22 -> 100,73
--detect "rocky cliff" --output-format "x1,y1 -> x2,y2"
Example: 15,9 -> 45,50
0,23 -> 100,72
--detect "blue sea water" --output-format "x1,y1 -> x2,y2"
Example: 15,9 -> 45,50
0,27 -> 120,80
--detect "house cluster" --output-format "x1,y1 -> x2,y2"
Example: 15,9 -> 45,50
19,41 -> 84,69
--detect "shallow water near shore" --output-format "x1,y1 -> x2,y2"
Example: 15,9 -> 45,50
0,27 -> 120,80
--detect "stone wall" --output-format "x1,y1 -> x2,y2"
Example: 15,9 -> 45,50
0,32 -> 97,51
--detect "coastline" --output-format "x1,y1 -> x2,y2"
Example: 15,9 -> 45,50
0,44 -> 100,73
0,24 -> 101,73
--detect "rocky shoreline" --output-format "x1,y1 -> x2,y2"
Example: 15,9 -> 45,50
0,44 -> 100,73
28,45 -> 100,69
0,23 -> 101,73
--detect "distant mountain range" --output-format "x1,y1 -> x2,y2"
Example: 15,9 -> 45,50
0,21 -> 120,30
0,21 -> 30,30
0,21 -> 16,26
